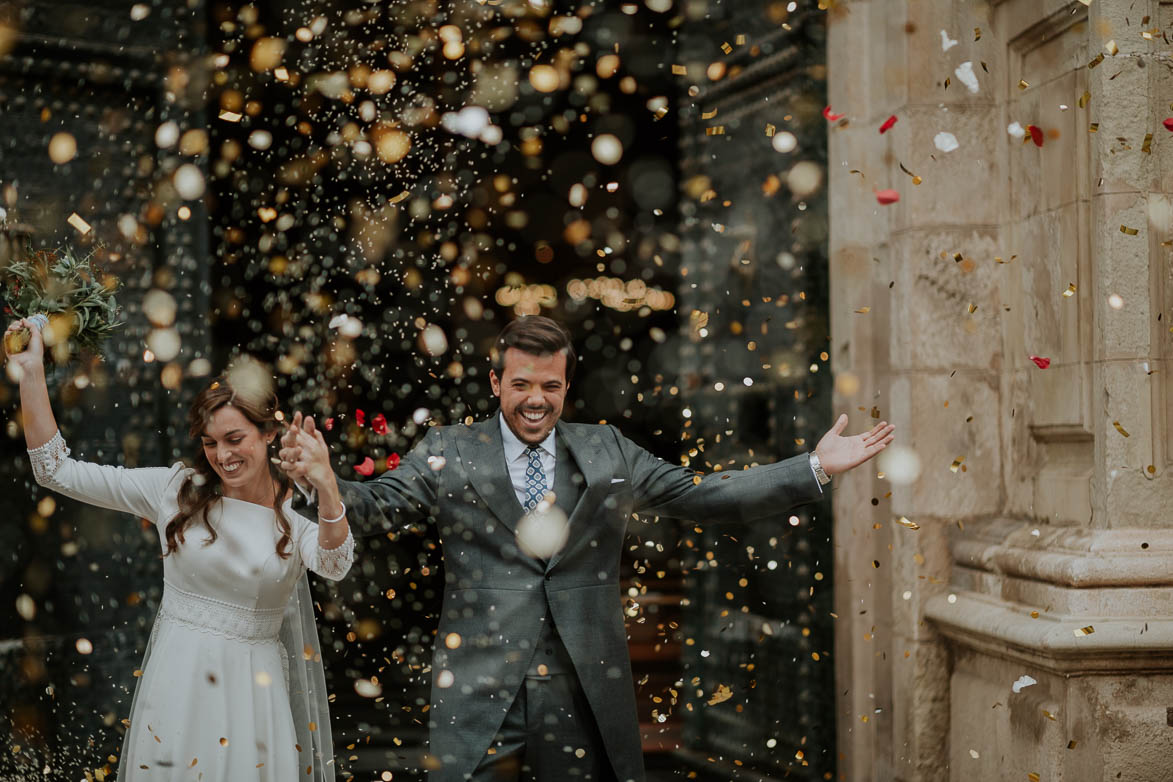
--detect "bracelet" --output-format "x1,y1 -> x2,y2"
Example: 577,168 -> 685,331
318,501 -> 346,524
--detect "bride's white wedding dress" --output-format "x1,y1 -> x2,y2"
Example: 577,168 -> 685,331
28,431 -> 353,781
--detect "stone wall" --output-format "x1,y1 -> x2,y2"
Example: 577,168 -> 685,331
827,1 -> 1173,780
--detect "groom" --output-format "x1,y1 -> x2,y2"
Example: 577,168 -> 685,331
281,316 -> 894,782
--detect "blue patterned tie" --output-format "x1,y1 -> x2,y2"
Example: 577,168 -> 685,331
523,446 -> 547,512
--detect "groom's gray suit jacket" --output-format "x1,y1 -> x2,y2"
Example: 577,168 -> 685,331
336,413 -> 823,782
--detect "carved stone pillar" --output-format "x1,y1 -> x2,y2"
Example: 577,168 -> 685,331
829,1 -> 1173,780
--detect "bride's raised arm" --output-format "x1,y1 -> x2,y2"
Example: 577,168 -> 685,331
6,318 -> 180,522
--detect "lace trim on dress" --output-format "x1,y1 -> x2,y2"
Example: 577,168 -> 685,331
27,430 -> 70,485
315,530 -> 355,580
157,580 -> 285,643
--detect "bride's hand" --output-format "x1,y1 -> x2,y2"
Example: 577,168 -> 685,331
4,319 -> 46,382
287,415 -> 337,494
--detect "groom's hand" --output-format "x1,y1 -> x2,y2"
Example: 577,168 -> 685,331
813,414 -> 896,475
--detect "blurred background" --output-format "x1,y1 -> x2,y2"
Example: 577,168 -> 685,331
0,0 -> 833,779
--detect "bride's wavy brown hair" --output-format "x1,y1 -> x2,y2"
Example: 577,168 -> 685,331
163,377 -> 293,559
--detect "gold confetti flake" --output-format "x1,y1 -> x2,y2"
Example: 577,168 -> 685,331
765,123 -> 776,136
189,758 -> 198,768
1028,774 -> 1041,782
1068,740 -> 1078,749
219,738 -> 228,747
736,34 -> 746,45
1143,133 -> 1153,154
1089,123 -> 1099,133
950,457 -> 965,473
854,306 -> 870,314
1120,225 -> 1139,235
974,27 -> 981,41
218,110 -> 243,122
1112,421 -> 1130,437
1042,709 -> 1057,721
1062,283 -> 1076,297
1087,53 -> 1104,69
389,190 -> 411,205
671,64 -> 687,75
1018,79 -> 1030,90
720,42 -> 732,54
1074,625 -> 1095,636
701,109 -> 717,119
67,213 -> 92,234
895,516 -> 920,530
707,684 -> 733,705
1104,39 -> 1118,55
1078,91 -> 1091,108
967,303 -> 978,314
705,126 -> 725,135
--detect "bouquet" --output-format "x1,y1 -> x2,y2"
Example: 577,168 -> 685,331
2,246 -> 123,358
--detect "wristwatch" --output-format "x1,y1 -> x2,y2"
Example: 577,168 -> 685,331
809,453 -> 831,486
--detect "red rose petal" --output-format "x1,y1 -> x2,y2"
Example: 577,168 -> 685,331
1163,118 -> 1173,132
823,105 -> 845,122
879,114 -> 898,134
875,189 -> 900,205
355,409 -> 366,427
1027,124 -> 1044,147
324,418 -> 334,431
354,457 -> 375,476
372,414 -> 389,436
1029,355 -> 1051,369
386,453 -> 401,471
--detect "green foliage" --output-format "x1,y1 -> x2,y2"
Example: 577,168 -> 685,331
1,247 -> 123,355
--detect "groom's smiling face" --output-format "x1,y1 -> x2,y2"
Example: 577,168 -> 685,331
490,347 -> 569,445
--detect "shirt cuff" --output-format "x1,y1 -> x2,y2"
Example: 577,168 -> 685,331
808,453 -> 824,494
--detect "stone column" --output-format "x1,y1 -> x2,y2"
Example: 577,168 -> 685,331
829,0 -> 1173,780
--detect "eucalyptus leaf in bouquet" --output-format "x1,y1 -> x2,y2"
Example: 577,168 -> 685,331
1,246 -> 123,359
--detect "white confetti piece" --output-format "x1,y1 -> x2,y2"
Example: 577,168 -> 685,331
933,132 -> 959,153
1007,122 -> 1026,138
954,61 -> 979,94
1012,675 -> 1037,693
941,30 -> 959,51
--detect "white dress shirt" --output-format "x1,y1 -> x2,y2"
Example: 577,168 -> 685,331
499,414 -> 557,508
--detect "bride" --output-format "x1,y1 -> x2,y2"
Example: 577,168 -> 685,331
6,318 -> 352,781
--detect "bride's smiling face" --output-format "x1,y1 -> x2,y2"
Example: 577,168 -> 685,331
200,405 -> 274,494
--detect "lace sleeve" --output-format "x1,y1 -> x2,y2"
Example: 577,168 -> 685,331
312,530 -> 355,581
28,431 -> 70,485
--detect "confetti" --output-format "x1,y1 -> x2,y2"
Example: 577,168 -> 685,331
1011,675 -> 1037,693
854,306 -> 871,314
707,684 -> 733,705
1164,118 -> 1173,132
875,189 -> 899,205
933,132 -> 959,152
954,62 -> 979,94
1112,421 -> 1130,437
1120,225 -> 1139,235
1078,91 -> 1091,108
354,457 -> 375,476
940,30 -> 958,51
67,213 -> 92,234
386,453 -> 401,470
1008,122 -> 1026,138
371,414 -> 389,435
822,106 -> 845,122
1073,625 -> 1095,637
1029,355 -> 1051,369
1062,283 -> 1076,297
950,457 -> 965,473
671,64 -> 687,75
218,110 -> 242,122
879,115 -> 897,133
894,516 -> 920,530
1026,124 -> 1044,147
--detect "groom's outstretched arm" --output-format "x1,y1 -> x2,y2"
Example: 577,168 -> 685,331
610,424 -> 824,525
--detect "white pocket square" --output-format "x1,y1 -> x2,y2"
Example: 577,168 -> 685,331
610,478 -> 625,484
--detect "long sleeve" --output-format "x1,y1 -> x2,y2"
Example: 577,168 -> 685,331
291,512 -> 354,581
333,426 -> 442,536
610,426 -> 824,524
28,430 -> 184,522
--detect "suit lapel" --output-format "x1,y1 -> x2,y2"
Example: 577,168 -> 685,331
454,414 -> 525,534
546,421 -> 610,572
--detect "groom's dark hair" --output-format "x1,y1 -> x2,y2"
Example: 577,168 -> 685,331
492,315 -> 577,383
